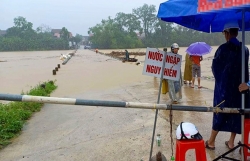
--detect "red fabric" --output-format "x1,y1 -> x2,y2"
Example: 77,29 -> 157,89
191,56 -> 201,66
198,0 -> 249,12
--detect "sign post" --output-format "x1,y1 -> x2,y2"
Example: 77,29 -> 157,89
146,48 -> 182,161
143,48 -> 182,81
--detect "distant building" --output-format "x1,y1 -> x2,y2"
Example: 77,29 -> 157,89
82,36 -> 89,41
51,29 -> 61,38
51,29 -> 73,38
0,30 -> 7,36
81,36 -> 90,45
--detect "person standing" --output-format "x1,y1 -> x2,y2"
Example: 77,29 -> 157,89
161,47 -> 169,94
190,55 -> 203,88
183,53 -> 192,85
167,43 -> 182,104
125,49 -> 130,61
205,21 -> 249,150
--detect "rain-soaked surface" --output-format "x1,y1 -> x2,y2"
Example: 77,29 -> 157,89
0,47 -> 243,160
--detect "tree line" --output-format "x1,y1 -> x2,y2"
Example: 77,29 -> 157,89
2,4 -> 250,52
0,16 -> 83,51
88,4 -> 250,49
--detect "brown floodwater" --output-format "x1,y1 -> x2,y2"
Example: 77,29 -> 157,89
0,48 -> 242,160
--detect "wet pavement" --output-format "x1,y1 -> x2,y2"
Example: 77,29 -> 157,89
0,48 -> 242,160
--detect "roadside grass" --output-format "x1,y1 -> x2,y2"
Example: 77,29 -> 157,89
0,80 -> 57,149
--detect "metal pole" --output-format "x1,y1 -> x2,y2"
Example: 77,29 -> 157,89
1,93 -> 250,113
241,10 -> 246,160
149,50 -> 167,161
1,93 -> 250,114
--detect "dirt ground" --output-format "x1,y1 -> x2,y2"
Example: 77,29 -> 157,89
0,47 -> 243,161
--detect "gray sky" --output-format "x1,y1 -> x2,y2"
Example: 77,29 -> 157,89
1,0 -> 165,36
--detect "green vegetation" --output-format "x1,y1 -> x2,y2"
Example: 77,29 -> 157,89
0,16 -> 82,51
0,80 -> 57,149
2,4 -> 250,50
88,4 -> 250,49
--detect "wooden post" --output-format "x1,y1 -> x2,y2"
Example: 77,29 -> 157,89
55,67 -> 58,71
52,70 -> 56,75
57,64 -> 60,68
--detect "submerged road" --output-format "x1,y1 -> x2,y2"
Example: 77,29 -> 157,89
0,49 -> 242,160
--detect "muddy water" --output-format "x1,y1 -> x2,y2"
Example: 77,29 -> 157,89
0,48 -> 242,160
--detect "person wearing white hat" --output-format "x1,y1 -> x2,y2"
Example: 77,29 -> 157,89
205,21 -> 250,150
167,43 -> 182,104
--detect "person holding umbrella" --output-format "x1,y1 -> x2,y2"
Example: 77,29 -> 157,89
186,42 -> 212,88
190,55 -> 203,88
205,21 -> 249,150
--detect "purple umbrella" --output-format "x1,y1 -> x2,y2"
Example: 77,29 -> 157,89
186,42 -> 212,56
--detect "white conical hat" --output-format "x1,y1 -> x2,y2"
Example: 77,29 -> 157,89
223,21 -> 240,32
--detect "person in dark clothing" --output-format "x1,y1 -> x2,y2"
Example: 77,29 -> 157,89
125,49 -> 129,61
205,21 -> 249,150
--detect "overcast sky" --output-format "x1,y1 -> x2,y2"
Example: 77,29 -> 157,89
1,0 -> 165,36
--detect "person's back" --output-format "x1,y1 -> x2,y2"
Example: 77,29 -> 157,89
213,40 -> 249,109
191,55 -> 202,66
190,55 -> 203,88
206,21 -> 250,150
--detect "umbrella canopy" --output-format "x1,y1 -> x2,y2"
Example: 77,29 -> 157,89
157,0 -> 250,33
186,42 -> 212,56
157,1 -> 250,161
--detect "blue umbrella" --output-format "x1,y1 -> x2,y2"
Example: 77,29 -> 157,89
157,1 -> 250,161
186,42 -> 212,56
157,0 -> 250,33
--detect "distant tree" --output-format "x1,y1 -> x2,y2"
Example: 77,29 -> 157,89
115,12 -> 142,33
2,17 -> 72,51
88,15 -> 143,49
74,34 -> 83,44
132,4 -> 157,39
152,20 -> 174,47
36,24 -> 52,33
60,27 -> 70,40
14,16 -> 33,31
6,16 -> 35,38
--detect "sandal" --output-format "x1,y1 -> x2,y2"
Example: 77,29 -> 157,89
191,85 -> 194,88
205,140 -> 215,150
198,86 -> 202,88
183,81 -> 187,84
225,141 -> 233,150
172,100 -> 179,104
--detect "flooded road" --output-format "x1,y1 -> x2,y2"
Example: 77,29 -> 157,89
0,48 -> 242,160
